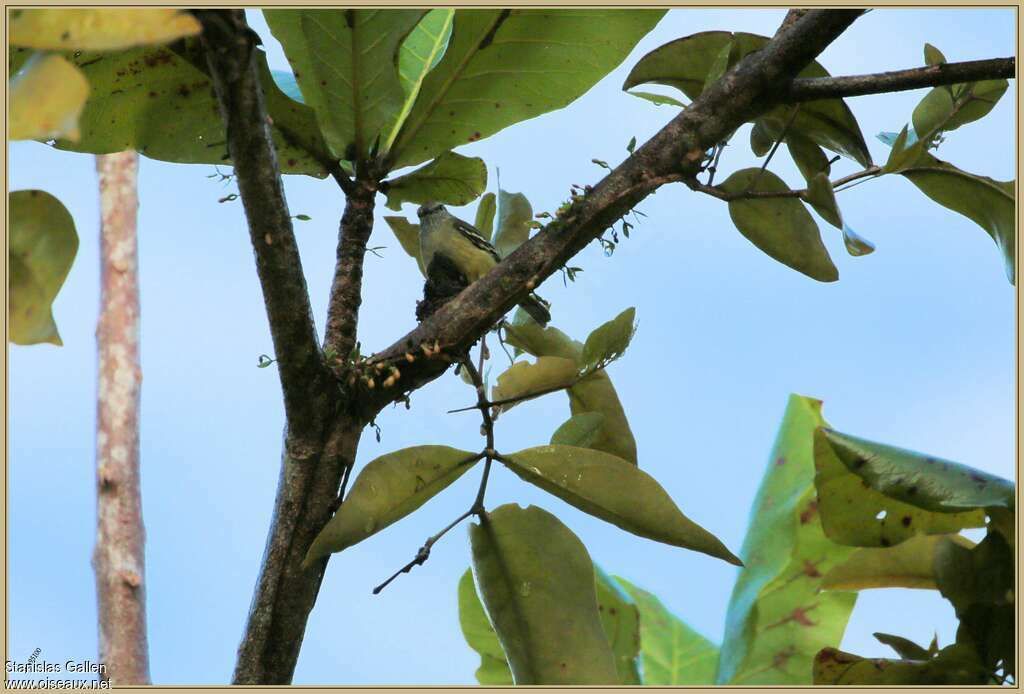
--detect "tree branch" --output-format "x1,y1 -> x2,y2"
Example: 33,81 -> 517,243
688,165 -> 884,201
785,57 -> 1015,101
94,151 -> 150,685
196,10 -> 332,457
324,182 -> 376,358
358,9 -> 865,418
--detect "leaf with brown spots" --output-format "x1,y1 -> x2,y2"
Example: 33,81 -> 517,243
717,395 -> 857,685
820,533 -> 974,591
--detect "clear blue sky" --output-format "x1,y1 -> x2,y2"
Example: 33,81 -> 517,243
8,8 -> 1016,685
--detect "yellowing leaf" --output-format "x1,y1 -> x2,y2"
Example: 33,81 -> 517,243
821,534 -> 973,591
302,445 -> 477,566
383,216 -> 425,274
490,357 -> 578,414
503,445 -> 740,565
9,53 -> 89,142
9,190 -> 79,346
9,9 -> 200,51
493,190 -> 533,259
474,192 -> 497,241
469,504 -> 619,684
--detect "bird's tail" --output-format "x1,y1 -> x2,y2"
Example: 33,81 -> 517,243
518,293 -> 551,327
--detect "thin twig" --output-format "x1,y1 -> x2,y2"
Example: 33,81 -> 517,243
688,165 -> 884,202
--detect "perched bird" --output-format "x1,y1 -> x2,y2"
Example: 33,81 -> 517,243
417,201 -> 551,326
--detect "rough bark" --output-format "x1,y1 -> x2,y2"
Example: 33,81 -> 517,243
93,151 -> 150,685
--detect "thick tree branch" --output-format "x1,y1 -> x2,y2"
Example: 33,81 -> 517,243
196,10 -> 332,457
94,151 -> 150,685
324,183 -> 376,358
359,9 -> 865,417
785,57 -> 1015,101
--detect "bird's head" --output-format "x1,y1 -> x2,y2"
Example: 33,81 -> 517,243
417,201 -> 446,220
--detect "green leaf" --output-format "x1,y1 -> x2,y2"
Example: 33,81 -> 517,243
264,9 -> 426,161
874,632 -> 931,660
786,133 -> 831,184
820,428 -> 1014,513
719,168 -> 838,282
9,190 -> 79,346
490,357 -> 579,414
505,309 -> 638,464
717,395 -> 858,685
749,121 -> 774,157
390,9 -> 665,168
9,8 -> 200,50
923,42 -> 947,66
813,644 -> 989,685
704,38 -> 732,90
625,31 -> 871,166
502,445 -> 741,565
493,190 -> 533,259
9,53 -> 89,142
474,192 -> 497,241
820,533 -> 973,591
580,307 -> 636,374
626,90 -> 686,107
383,151 -> 487,211
841,223 -> 875,257
813,428 -> 992,548
51,40 -> 330,175
384,9 -> 455,152
469,504 -> 619,684
382,216 -> 425,274
457,569 -> 514,685
458,564 -> 641,685
934,532 -> 1014,676
900,154 -> 1015,284
550,412 -> 605,448
593,566 -> 642,685
912,86 -> 956,141
615,576 -> 719,684
302,445 -> 477,566
804,172 -> 842,229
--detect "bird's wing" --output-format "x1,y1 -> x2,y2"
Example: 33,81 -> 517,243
453,217 -> 501,263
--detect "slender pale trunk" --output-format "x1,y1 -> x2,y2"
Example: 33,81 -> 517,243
93,151 -> 150,685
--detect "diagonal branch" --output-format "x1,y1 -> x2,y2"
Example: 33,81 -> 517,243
785,57 -> 1015,101
358,9 -> 866,418
196,10 -> 332,456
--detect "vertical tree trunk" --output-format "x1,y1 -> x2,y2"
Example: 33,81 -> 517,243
93,151 -> 150,685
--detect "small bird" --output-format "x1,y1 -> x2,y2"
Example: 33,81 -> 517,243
417,201 -> 551,326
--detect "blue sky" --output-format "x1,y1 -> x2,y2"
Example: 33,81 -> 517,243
8,8 -> 1016,685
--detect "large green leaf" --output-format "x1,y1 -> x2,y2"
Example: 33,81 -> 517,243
384,9 -> 455,151
42,39 -> 329,175
302,445 -> 477,566
502,445 -> 741,565
264,9 -> 426,161
820,428 -> 1014,513
458,564 -> 641,685
786,133 -> 831,184
615,576 -> 719,684
457,569 -> 514,685
580,306 -> 636,374
901,155 -> 1015,284
382,151 -> 486,211
9,190 -> 79,346
550,412 -> 605,448
493,189 -> 533,259
9,8 -> 200,50
9,52 -> 89,142
813,644 -> 989,685
490,357 -> 578,414
820,533 -> 973,591
389,9 -> 665,168
504,309 -> 637,464
473,192 -> 496,241
719,168 -> 838,282
382,216 -> 424,273
813,428 -> 990,548
623,31 -> 870,166
717,395 -> 857,685
469,504 -> 619,684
